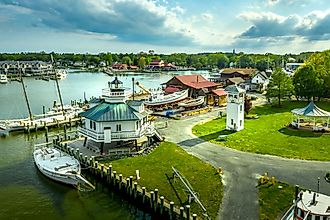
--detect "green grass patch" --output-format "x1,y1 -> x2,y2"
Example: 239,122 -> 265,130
193,101 -> 330,161
102,142 -> 222,219
258,181 -> 295,220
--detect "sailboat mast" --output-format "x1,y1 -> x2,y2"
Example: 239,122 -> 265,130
51,55 -> 65,116
19,62 -> 33,120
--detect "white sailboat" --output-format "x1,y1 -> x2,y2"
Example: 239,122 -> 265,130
33,147 -> 94,188
144,89 -> 189,106
0,74 -> 8,84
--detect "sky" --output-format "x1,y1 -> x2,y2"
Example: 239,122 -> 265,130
0,0 -> 330,54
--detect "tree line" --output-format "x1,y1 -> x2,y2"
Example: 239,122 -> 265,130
266,50 -> 330,105
0,51 -> 314,71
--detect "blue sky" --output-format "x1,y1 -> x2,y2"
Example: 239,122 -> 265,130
0,0 -> 330,54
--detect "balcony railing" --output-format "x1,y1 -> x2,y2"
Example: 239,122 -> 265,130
78,126 -> 153,142
101,88 -> 132,98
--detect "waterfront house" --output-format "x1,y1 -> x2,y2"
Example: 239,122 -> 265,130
0,61 -> 53,76
78,77 -> 160,154
251,71 -> 270,91
112,63 -> 128,70
162,74 -> 219,98
220,68 -> 257,80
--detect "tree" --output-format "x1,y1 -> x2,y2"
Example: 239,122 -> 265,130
293,50 -> 330,100
256,59 -> 268,71
244,97 -> 252,115
121,56 -> 132,65
238,55 -> 254,68
217,54 -> 229,69
266,68 -> 293,106
137,57 -> 146,69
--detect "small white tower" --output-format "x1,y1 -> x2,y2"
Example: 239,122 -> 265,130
225,85 -> 245,131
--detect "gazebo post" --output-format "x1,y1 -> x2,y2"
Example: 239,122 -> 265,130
297,115 -> 300,128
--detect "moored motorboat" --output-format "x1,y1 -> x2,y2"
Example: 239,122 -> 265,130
178,96 -> 204,108
0,74 -> 8,84
33,147 -> 94,188
144,89 -> 189,106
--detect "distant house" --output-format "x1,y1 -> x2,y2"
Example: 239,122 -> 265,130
251,71 -> 270,91
226,77 -> 245,86
284,62 -> 304,76
128,65 -> 139,70
163,74 -> 219,98
112,63 -> 128,70
220,68 -> 257,80
150,60 -> 164,68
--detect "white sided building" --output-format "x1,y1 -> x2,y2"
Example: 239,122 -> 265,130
78,77 -> 161,153
225,85 -> 245,131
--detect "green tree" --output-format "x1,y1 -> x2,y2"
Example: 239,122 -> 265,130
266,68 -> 293,106
256,59 -> 269,71
293,50 -> 330,100
122,56 -> 132,65
138,57 -> 146,68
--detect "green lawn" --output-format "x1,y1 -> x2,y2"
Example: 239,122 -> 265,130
258,181 -> 295,220
103,142 -> 222,219
193,101 -> 330,161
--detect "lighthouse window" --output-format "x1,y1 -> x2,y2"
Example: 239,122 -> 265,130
234,95 -> 237,99
240,105 -> 242,112
231,119 -> 233,125
116,124 -> 122,132
89,120 -> 93,129
240,120 -> 242,126
93,122 -> 96,130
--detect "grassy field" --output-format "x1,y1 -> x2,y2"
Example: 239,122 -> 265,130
103,142 -> 222,219
192,101 -> 330,161
258,181 -> 295,220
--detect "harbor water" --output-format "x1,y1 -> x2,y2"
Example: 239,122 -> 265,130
0,70 -> 209,220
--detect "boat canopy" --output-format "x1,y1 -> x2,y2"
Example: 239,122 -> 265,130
291,102 -> 330,117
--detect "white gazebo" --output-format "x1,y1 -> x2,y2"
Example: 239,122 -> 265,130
291,101 -> 330,131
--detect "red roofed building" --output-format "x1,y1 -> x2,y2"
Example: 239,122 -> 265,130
163,74 -> 219,98
208,89 -> 227,106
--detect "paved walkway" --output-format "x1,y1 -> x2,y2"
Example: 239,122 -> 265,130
158,110 -> 330,220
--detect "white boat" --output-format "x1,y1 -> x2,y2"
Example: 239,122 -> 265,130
178,96 -> 204,108
144,89 -> 189,106
33,147 -> 94,188
0,74 -> 8,84
51,69 -> 67,80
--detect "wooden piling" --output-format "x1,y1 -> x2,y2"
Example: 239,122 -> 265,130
113,171 -> 117,187
160,196 -> 164,215
142,187 -> 146,205
133,182 -> 138,199
192,214 -> 197,220
180,207 -> 184,219
185,205 -> 190,220
119,174 -> 123,191
150,191 -> 154,211
170,201 -> 174,220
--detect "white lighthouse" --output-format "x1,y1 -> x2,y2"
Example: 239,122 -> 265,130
225,85 -> 245,131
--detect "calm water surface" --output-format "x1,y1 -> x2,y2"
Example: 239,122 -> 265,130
0,70 -> 209,220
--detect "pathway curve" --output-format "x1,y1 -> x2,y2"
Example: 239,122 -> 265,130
158,109 -> 330,220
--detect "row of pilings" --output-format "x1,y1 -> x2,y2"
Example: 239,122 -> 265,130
53,138 -> 199,220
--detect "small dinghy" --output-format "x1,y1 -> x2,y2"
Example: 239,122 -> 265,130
33,147 -> 94,189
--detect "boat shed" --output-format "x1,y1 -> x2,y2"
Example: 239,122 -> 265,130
162,74 -> 219,98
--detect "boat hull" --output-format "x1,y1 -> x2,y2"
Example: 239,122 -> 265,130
35,162 -> 79,186
144,89 -> 189,106
33,148 -> 81,186
178,97 -> 204,108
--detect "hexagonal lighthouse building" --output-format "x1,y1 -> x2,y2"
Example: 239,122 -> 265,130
225,85 -> 245,131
